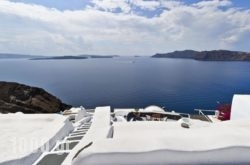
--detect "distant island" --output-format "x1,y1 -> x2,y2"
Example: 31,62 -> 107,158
30,55 -> 117,60
30,56 -> 88,60
152,50 -> 250,61
0,53 -> 118,60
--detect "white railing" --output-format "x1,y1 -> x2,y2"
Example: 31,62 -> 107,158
194,109 -> 216,122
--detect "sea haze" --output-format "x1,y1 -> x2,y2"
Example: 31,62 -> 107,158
0,57 -> 250,114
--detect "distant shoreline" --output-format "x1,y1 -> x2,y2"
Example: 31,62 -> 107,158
1,50 -> 250,61
0,53 -> 118,60
30,56 -> 88,60
30,55 -> 117,60
152,50 -> 250,61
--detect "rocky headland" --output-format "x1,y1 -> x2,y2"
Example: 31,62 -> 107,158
152,50 -> 250,61
0,81 -> 71,113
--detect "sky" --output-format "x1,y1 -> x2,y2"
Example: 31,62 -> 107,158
0,0 -> 250,56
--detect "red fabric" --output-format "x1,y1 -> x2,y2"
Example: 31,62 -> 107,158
217,104 -> 231,121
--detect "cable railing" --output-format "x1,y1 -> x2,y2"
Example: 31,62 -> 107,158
194,109 -> 216,123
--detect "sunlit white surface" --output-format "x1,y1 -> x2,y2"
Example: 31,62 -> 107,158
0,114 -> 73,165
231,95 -> 250,120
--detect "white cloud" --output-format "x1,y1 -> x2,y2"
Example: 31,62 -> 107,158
132,0 -> 160,11
0,0 -> 249,56
193,0 -> 232,8
89,0 -> 161,12
90,0 -> 131,13
160,0 -> 182,9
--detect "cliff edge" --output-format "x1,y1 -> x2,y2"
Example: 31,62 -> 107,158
0,81 -> 71,113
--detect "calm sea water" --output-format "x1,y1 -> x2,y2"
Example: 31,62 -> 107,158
1,57 -> 250,113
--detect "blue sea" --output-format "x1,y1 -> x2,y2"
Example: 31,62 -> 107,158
1,57 -> 250,114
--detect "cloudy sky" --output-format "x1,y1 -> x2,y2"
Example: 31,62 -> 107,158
0,0 -> 250,56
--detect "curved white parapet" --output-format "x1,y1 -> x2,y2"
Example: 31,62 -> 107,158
231,95 -> 250,120
73,147 -> 250,165
73,119 -> 250,165
0,114 -> 73,165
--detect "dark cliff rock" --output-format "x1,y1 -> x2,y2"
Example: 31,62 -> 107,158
0,81 -> 72,113
194,50 -> 250,61
154,50 -> 197,59
152,50 -> 250,61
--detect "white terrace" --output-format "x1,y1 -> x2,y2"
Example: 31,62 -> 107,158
0,94 -> 250,165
